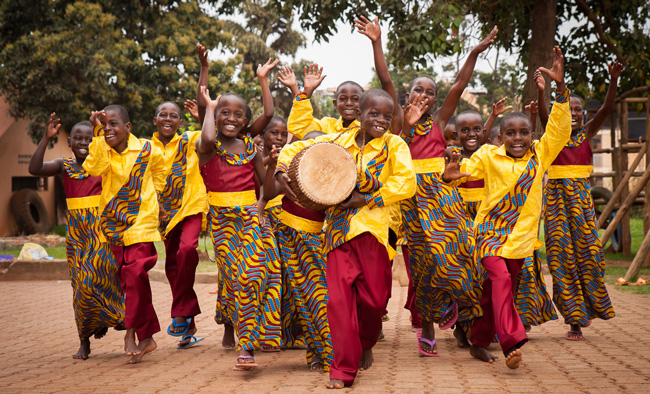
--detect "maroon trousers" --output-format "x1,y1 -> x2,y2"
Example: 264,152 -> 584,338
327,232 -> 392,387
164,213 -> 202,322
111,242 -> 160,341
470,256 -> 528,354
402,246 -> 421,328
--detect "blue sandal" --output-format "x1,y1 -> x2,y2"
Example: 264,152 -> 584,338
167,317 -> 191,337
177,335 -> 204,349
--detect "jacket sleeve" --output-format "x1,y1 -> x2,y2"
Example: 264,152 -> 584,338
287,94 -> 322,140
82,125 -> 110,176
536,89 -> 572,169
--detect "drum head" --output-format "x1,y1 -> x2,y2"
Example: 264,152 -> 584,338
297,143 -> 357,206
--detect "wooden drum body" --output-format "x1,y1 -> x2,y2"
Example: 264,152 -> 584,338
288,142 -> 357,211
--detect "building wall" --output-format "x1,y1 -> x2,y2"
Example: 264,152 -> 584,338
0,114 -> 72,236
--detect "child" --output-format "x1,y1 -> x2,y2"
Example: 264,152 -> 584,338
276,89 -> 416,388
544,61 -> 622,340
443,46 -> 571,369
197,87 -> 280,370
399,27 -> 498,357
84,105 -> 167,364
28,114 -> 125,360
263,137 -> 333,371
151,101 -> 207,348
279,64 -> 364,139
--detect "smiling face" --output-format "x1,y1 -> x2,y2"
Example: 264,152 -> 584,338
153,102 -> 182,142
68,124 -> 93,160
103,110 -> 131,152
456,113 -> 484,154
570,96 -> 584,132
216,96 -> 247,138
263,118 -> 288,151
407,77 -> 437,115
500,116 -> 533,158
333,84 -> 363,122
357,95 -> 394,140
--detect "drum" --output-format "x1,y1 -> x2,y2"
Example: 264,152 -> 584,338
288,142 -> 358,211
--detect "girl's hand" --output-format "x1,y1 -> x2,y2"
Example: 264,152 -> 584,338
45,112 -> 62,140
89,110 -> 106,127
196,44 -> 209,68
278,66 -> 298,89
442,150 -> 470,182
492,97 -> 513,117
199,86 -> 220,109
354,15 -> 381,42
257,58 -> 279,79
473,26 -> 498,54
525,100 -> 539,115
184,99 -> 199,120
608,62 -> 623,80
403,95 -> 428,126
534,70 -> 545,92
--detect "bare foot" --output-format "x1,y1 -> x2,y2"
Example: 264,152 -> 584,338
310,361 -> 324,371
128,337 -> 157,364
178,327 -> 197,347
453,326 -> 470,348
359,349 -> 373,371
124,328 -> 139,356
222,323 -> 236,349
470,345 -> 499,363
73,338 -> 91,360
325,379 -> 345,389
94,327 -> 108,340
505,348 -> 523,369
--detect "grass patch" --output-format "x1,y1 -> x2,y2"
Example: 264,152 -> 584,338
600,217 -> 644,261
604,266 -> 650,295
2,244 -> 67,260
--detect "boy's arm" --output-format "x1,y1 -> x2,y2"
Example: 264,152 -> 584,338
364,137 -> 416,209
195,44 -> 210,127
29,113 -> 64,176
586,62 -> 623,139
248,58 -> 279,137
278,66 -> 300,96
434,26 -> 498,129
82,111 -> 110,176
482,97 -> 512,144
355,16 -> 404,134
288,64 -> 326,139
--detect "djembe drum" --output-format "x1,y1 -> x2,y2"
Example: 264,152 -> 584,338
287,142 -> 358,211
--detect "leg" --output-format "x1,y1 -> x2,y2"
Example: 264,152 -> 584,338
470,265 -> 498,363
73,338 -> 91,360
402,246 -> 422,329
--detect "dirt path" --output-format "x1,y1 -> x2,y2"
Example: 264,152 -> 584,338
0,277 -> 648,393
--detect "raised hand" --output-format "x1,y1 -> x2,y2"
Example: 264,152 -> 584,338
196,44 -> 209,68
303,64 -> 327,97
257,58 -> 279,79
278,66 -> 297,88
473,26 -> 498,54
442,150 -> 470,182
525,100 -> 539,115
403,95 -> 428,126
608,62 -> 623,80
534,70 -> 545,92
89,110 -> 106,127
268,144 -> 281,163
354,15 -> 381,42
45,113 -> 62,140
184,99 -> 199,120
492,97 -> 513,117
538,46 -> 565,91
199,86 -> 220,109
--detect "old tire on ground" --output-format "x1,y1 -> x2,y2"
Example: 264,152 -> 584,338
10,189 -> 50,235
591,186 -> 622,253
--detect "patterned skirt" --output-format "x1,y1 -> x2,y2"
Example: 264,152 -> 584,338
515,249 -> 558,326
402,172 -> 482,323
209,203 -> 281,351
278,223 -> 333,370
66,207 -> 124,341
544,178 -> 615,325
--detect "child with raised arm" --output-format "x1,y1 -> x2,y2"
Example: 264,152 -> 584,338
399,27 -> 498,357
280,63 -> 364,139
443,47 -> 571,369
545,61 -> 622,341
28,114 -> 125,360
151,101 -> 207,349
83,105 -> 167,364
197,86 -> 280,370
276,89 -> 416,389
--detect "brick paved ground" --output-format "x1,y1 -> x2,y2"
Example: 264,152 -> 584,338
0,277 -> 649,393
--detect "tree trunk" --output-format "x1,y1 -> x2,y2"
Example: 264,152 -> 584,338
522,0 -> 556,134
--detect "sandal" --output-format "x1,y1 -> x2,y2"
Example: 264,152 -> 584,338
438,301 -> 458,330
416,329 -> 438,357
234,355 -> 258,370
167,317 -> 191,337
565,330 -> 584,341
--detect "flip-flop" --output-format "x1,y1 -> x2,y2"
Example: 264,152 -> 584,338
235,356 -> 258,370
416,329 -> 439,357
438,301 -> 458,330
382,315 -> 390,322
565,330 -> 584,341
378,330 -> 385,342
177,335 -> 204,349
167,318 -> 190,337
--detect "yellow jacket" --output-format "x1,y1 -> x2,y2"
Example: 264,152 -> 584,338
457,92 -> 571,259
287,95 -> 360,140
276,128 -> 416,258
152,131 -> 208,235
83,127 -> 166,246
